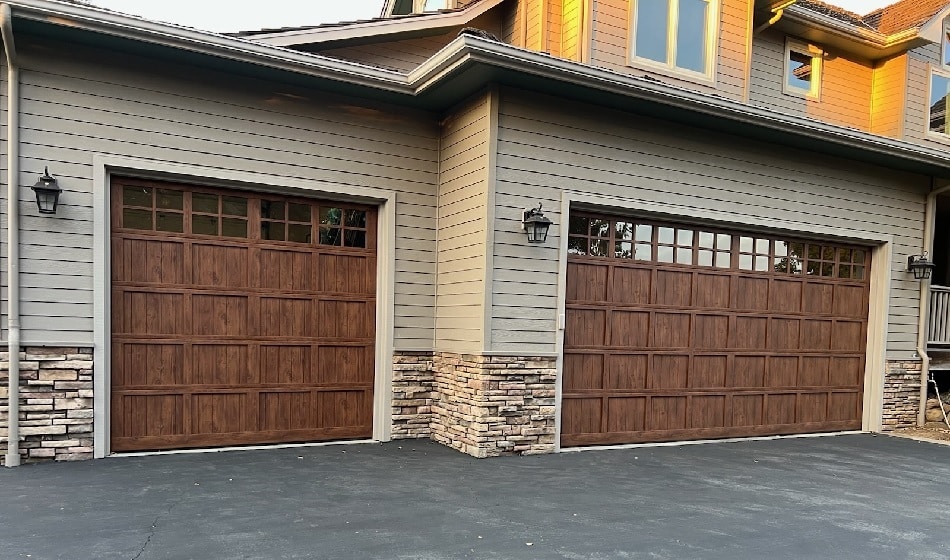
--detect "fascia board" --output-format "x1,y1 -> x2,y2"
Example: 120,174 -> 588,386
245,0 -> 505,47
783,4 -> 925,53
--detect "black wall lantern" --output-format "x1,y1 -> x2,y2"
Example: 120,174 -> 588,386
908,253 -> 936,280
522,204 -> 553,244
31,167 -> 62,215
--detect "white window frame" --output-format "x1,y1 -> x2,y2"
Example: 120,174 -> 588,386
926,18 -> 950,141
627,0 -> 720,84
783,39 -> 823,100
417,0 -> 450,12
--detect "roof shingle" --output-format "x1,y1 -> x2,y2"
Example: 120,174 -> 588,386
797,0 -> 950,35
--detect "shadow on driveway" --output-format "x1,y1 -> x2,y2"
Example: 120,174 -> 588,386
1,434 -> 948,559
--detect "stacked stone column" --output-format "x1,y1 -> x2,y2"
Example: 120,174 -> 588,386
0,347 -> 94,465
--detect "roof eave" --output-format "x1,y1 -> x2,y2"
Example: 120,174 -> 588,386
243,0 -> 504,47
782,4 -> 928,59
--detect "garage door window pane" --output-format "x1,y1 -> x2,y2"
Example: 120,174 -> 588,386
222,218 -> 248,238
345,230 -> 367,248
590,239 -> 609,257
698,249 -> 713,266
676,248 -> 692,264
616,221 -> 635,240
569,216 -> 588,235
261,200 -> 285,220
320,227 -> 342,246
345,210 -> 367,228
192,215 -> 218,236
123,208 -> 152,230
616,241 -> 634,259
715,252 -> 731,268
124,186 -> 152,207
658,227 -> 675,244
288,224 -> 312,243
320,208 -> 343,226
658,246 -> 674,263
636,225 -> 653,242
289,203 -> 310,223
568,236 -> 587,255
636,243 -> 652,260
156,212 -> 183,233
699,232 -> 714,249
223,197 -> 248,217
261,221 -> 285,241
157,189 -> 183,210
193,193 -> 218,214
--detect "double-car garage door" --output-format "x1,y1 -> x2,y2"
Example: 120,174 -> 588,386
110,178 -> 377,452
562,212 -> 871,447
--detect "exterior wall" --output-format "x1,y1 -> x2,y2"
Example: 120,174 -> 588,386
547,0 -> 563,57
0,347 -> 94,466
871,54 -> 908,138
391,351 -> 435,439
0,38 -> 440,350
749,29 -> 873,131
524,0 -> 545,51
490,87 -> 930,356
905,43 -> 950,149
435,93 -> 491,352
882,359 -> 923,430
560,0 -> 585,62
588,0 -> 749,101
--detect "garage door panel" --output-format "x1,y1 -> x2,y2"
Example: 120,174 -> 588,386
191,393 -> 249,434
769,280 -> 802,313
192,244 -> 249,288
564,353 -> 604,390
736,277 -> 769,310
567,262 -> 609,302
800,356 -> 831,386
192,295 -> 248,336
605,354 -> 647,389
610,311 -> 650,347
652,313 -> 691,347
690,355 -> 728,388
650,354 -> 689,389
113,343 -> 185,387
648,397 -> 687,431
693,273 -> 730,308
734,316 -> 767,349
801,282 -> 834,315
610,266 -> 650,304
111,178 -> 377,452
767,356 -> 800,387
259,250 -> 314,291
655,270 -> 692,306
563,212 -> 869,446
834,285 -> 868,318
191,345 -> 253,385
260,297 -> 313,338
607,397 -> 646,432
565,309 -> 607,346
690,396 -> 726,429
729,356 -> 765,388
694,315 -> 729,348
260,345 -> 312,384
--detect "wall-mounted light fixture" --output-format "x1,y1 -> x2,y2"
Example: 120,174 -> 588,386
522,204 -> 553,244
31,167 -> 61,215
908,253 -> 936,280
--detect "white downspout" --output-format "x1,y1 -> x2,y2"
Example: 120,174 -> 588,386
1,2 -> 19,468
917,180 -> 950,426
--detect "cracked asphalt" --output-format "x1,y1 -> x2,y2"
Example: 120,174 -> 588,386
1,434 -> 949,559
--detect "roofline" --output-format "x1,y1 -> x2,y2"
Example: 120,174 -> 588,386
919,4 -> 950,43
244,0 -> 505,47
4,0 -> 950,176
784,3 -> 923,50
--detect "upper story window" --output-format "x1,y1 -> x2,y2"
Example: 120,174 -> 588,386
930,20 -> 950,136
422,0 -> 448,11
630,0 -> 718,80
784,40 -> 822,99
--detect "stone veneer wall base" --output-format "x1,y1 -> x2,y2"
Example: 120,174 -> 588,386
0,347 -> 95,465
882,359 -> 922,431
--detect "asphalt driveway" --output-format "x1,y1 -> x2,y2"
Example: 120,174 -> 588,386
1,434 -> 948,559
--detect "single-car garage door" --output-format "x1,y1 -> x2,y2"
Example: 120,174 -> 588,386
110,178 -> 377,452
562,212 -> 870,447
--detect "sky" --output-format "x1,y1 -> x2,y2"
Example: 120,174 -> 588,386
86,0 -> 898,34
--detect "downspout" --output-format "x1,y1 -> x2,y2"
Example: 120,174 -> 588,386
754,0 -> 798,35
917,179 -> 950,426
1,2 -> 19,468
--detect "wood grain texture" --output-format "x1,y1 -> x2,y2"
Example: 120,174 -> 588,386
561,211 -> 869,447
110,177 -> 377,452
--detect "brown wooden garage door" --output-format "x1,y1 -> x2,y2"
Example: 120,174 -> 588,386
562,212 -> 870,447
110,178 -> 377,452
